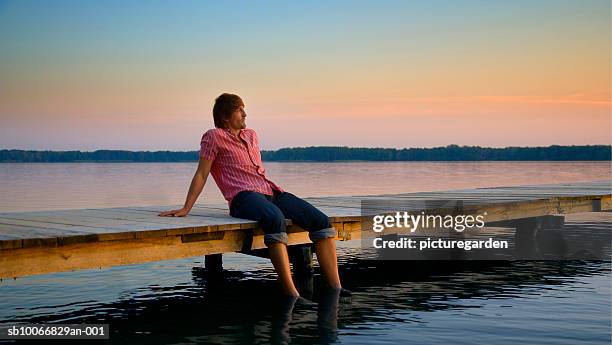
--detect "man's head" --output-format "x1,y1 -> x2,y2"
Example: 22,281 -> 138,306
213,93 -> 246,130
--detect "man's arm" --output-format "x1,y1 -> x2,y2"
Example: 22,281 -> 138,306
158,158 -> 213,217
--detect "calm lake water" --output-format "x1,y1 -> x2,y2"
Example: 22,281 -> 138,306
0,162 -> 610,344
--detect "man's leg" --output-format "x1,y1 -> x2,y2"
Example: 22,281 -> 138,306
313,238 -> 342,289
272,192 -> 342,289
268,243 -> 299,297
230,191 -> 299,296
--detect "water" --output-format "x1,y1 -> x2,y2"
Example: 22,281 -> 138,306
0,162 -> 610,344
0,161 -> 610,212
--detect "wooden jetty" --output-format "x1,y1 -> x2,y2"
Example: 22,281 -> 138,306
0,180 -> 610,279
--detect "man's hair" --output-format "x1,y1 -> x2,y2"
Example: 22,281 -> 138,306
213,93 -> 244,128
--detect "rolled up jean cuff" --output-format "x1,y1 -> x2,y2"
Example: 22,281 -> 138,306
308,227 -> 337,243
264,232 -> 289,247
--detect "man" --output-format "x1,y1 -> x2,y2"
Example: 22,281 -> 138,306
159,93 -> 348,298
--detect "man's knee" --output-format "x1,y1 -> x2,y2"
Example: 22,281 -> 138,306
311,211 -> 332,230
308,212 -> 336,243
261,208 -> 289,247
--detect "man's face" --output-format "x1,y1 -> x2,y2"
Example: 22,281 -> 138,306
226,105 -> 247,130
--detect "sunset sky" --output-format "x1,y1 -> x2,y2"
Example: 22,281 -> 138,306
0,0 -> 610,151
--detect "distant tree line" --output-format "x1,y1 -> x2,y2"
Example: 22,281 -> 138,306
0,150 -> 196,163
262,145 -> 612,161
0,145 -> 610,163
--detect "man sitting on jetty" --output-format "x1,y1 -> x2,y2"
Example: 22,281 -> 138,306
159,93 -> 349,298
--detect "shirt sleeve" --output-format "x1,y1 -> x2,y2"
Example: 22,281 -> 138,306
199,130 -> 218,161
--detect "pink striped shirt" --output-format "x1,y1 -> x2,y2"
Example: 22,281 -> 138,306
199,127 -> 284,208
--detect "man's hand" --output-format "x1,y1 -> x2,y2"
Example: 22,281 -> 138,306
158,208 -> 190,217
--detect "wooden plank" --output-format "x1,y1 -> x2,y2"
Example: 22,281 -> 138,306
0,221 -> 84,236
602,195 -> 612,210
0,208 -> 253,231
0,225 -> 317,278
87,209 -> 251,228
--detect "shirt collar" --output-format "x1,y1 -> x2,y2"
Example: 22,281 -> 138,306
224,127 -> 244,138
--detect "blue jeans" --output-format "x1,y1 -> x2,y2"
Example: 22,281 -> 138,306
229,190 -> 337,247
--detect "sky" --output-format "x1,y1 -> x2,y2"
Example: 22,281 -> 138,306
0,0 -> 610,151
